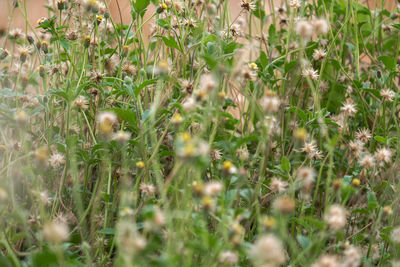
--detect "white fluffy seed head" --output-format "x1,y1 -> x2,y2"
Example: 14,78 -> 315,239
204,181 -> 223,196
49,153 -> 65,168
249,234 -> 286,266
312,254 -> 340,267
374,147 -> 392,164
270,177 -> 288,193
43,221 -> 69,243
324,205 -> 347,231
342,245 -> 361,267
359,153 -> 375,169
219,250 -> 239,265
312,18 -> 329,35
391,227 -> 400,243
295,20 -> 314,38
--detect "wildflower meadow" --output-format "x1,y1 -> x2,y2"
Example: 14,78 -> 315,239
1,0 -> 400,266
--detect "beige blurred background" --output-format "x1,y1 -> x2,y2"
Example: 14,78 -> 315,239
0,0 -> 244,38
0,0 -> 396,39
0,0 -> 396,127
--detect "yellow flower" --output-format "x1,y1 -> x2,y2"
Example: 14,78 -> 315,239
201,196 -> 215,210
222,160 -> 237,174
96,15 -> 103,24
37,17 -> 47,25
181,132 -> 191,142
35,146 -> 49,163
249,62 -> 258,70
223,160 -> 233,170
15,109 -> 28,124
262,216 -> 276,229
383,206 -> 393,215
122,45 -> 129,56
171,113 -> 183,124
351,178 -> 360,187
294,128 -> 307,141
136,161 -> 145,169
0,188 -> 8,202
97,112 -> 117,135
192,181 -> 205,196
183,143 -> 195,157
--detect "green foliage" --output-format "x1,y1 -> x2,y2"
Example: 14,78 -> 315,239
1,0 -> 400,266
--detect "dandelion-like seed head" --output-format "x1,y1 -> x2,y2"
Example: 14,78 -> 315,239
241,0 -> 256,11
140,183 -> 156,196
355,128 -> 371,144
302,68 -> 319,80
270,177 -> 289,193
312,18 -> 330,35
220,250 -> 239,265
74,95 -> 89,110
43,221 -> 69,243
380,89 -> 395,102
313,48 -> 327,61
311,254 -> 340,267
249,234 -> 286,266
374,147 -> 392,165
290,0 -> 301,8
324,204 -> 347,231
96,111 -> 117,135
295,20 -> 313,39
359,153 -> 375,169
340,101 -> 357,117
112,131 -> 131,143
49,153 -> 65,168
204,181 -> 223,196
273,195 -> 296,213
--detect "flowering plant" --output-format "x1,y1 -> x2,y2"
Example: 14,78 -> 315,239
1,0 -> 400,266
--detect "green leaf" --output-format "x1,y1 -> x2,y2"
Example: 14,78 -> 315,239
141,109 -> 151,123
74,81 -> 93,99
154,35 -> 181,52
374,135 -> 387,144
258,51 -> 269,69
0,255 -> 12,267
352,208 -> 370,215
98,228 -> 116,235
367,192 -> 378,211
107,107 -> 138,126
252,1 -> 266,20
328,135 -> 339,149
342,175 -> 353,186
329,58 -> 342,69
48,88 -> 72,102
239,188 -> 254,203
59,38 -> 69,50
32,249 -> 58,266
297,235 -> 311,249
364,88 -> 380,98
156,19 -> 170,29
135,79 -> 158,97
388,137 -> 398,144
236,134 -> 259,147
281,156 -> 291,172
203,54 -> 217,69
133,0 -> 150,17
222,41 -> 240,54
202,34 -> 217,46
268,24 -> 277,45
378,55 -> 396,71
296,108 -> 308,122
285,60 -> 297,73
